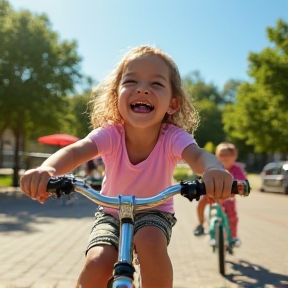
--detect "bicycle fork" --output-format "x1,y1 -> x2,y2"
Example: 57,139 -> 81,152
209,205 -> 232,252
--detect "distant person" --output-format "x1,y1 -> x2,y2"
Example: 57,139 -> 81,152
85,157 -> 105,178
193,142 -> 246,246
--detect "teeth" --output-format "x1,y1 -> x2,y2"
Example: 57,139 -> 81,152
131,102 -> 154,108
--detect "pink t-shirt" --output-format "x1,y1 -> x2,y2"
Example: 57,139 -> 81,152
224,163 -> 246,201
87,123 -> 196,215
229,164 -> 246,181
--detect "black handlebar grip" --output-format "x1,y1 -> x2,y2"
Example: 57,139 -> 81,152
180,179 -> 251,202
180,180 -> 206,202
46,177 -> 74,198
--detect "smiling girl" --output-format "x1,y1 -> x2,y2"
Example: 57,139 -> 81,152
20,46 -> 233,288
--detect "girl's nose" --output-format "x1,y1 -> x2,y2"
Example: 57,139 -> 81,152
137,88 -> 149,95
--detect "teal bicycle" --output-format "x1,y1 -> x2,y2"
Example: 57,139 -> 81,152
207,179 -> 251,276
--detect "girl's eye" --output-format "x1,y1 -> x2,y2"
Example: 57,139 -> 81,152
152,82 -> 165,87
122,80 -> 136,84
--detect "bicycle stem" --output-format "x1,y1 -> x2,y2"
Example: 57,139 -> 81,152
118,195 -> 136,262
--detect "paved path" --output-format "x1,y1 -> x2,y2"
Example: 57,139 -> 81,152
0,188 -> 288,288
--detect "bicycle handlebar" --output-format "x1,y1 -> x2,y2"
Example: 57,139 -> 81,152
46,175 -> 251,211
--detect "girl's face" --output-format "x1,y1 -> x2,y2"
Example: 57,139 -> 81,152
217,151 -> 237,170
117,54 -> 179,129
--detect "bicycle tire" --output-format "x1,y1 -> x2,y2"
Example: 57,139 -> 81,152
133,266 -> 142,288
216,222 -> 225,275
133,250 -> 142,288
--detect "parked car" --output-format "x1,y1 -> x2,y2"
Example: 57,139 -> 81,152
260,161 -> 288,194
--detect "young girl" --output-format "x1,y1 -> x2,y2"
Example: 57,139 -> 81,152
193,142 -> 246,246
20,46 -> 234,288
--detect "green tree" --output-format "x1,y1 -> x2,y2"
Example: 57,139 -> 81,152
183,71 -> 223,105
221,79 -> 242,104
0,1 -> 84,185
67,92 -> 92,138
203,141 -> 215,154
223,19 -> 288,154
193,99 -> 226,147
183,72 -> 226,147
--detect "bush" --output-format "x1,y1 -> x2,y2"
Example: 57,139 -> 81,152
173,165 -> 196,182
0,175 -> 13,187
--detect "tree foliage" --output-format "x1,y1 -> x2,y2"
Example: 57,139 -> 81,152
0,1 -> 83,132
221,79 -> 242,104
183,71 -> 223,105
183,72 -> 226,147
0,0 -> 84,184
222,19 -> 288,154
67,92 -> 92,138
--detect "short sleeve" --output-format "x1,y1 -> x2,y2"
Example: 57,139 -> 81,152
86,126 -> 114,156
170,128 -> 197,160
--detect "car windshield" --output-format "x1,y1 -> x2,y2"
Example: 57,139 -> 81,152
265,166 -> 283,175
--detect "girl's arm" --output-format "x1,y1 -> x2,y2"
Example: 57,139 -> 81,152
181,144 -> 233,200
181,144 -> 224,175
20,138 -> 98,203
40,138 -> 98,176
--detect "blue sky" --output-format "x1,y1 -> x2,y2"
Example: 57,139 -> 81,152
9,0 -> 288,89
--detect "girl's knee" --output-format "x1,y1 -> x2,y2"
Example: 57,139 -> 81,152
134,227 -> 172,288
78,245 -> 117,288
134,226 -> 168,253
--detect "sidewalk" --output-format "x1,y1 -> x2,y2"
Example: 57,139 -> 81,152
0,186 -> 23,197
1,188 -> 288,287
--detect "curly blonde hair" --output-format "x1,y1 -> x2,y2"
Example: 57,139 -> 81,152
89,45 -> 199,134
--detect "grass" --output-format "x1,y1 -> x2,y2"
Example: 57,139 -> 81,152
173,165 -> 196,182
0,175 -> 13,187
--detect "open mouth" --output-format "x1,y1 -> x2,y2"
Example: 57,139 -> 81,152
130,102 -> 154,113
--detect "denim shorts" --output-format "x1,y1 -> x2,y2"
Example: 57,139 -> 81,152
86,207 -> 177,253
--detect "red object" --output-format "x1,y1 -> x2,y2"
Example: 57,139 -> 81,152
38,134 -> 80,147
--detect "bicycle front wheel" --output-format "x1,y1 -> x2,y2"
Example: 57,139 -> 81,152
216,222 -> 225,275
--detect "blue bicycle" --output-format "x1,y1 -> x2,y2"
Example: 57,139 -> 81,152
47,176 -> 250,287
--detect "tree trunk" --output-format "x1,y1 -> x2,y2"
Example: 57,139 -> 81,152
13,132 -> 20,187
0,133 -> 3,168
0,126 -> 7,168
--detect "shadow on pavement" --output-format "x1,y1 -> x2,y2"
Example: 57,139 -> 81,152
0,192 -> 98,233
225,259 -> 288,287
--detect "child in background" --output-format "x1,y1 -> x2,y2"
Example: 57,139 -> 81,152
20,46 -> 234,288
193,142 -> 246,246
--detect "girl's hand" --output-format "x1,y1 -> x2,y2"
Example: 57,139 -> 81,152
20,167 -> 55,204
202,168 -> 233,201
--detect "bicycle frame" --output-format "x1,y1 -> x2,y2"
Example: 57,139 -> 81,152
48,177 -> 197,288
209,203 -> 232,252
79,184 -> 184,288
208,200 -> 238,276
107,195 -> 138,288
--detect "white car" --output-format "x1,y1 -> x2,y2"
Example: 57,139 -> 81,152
260,161 -> 288,194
